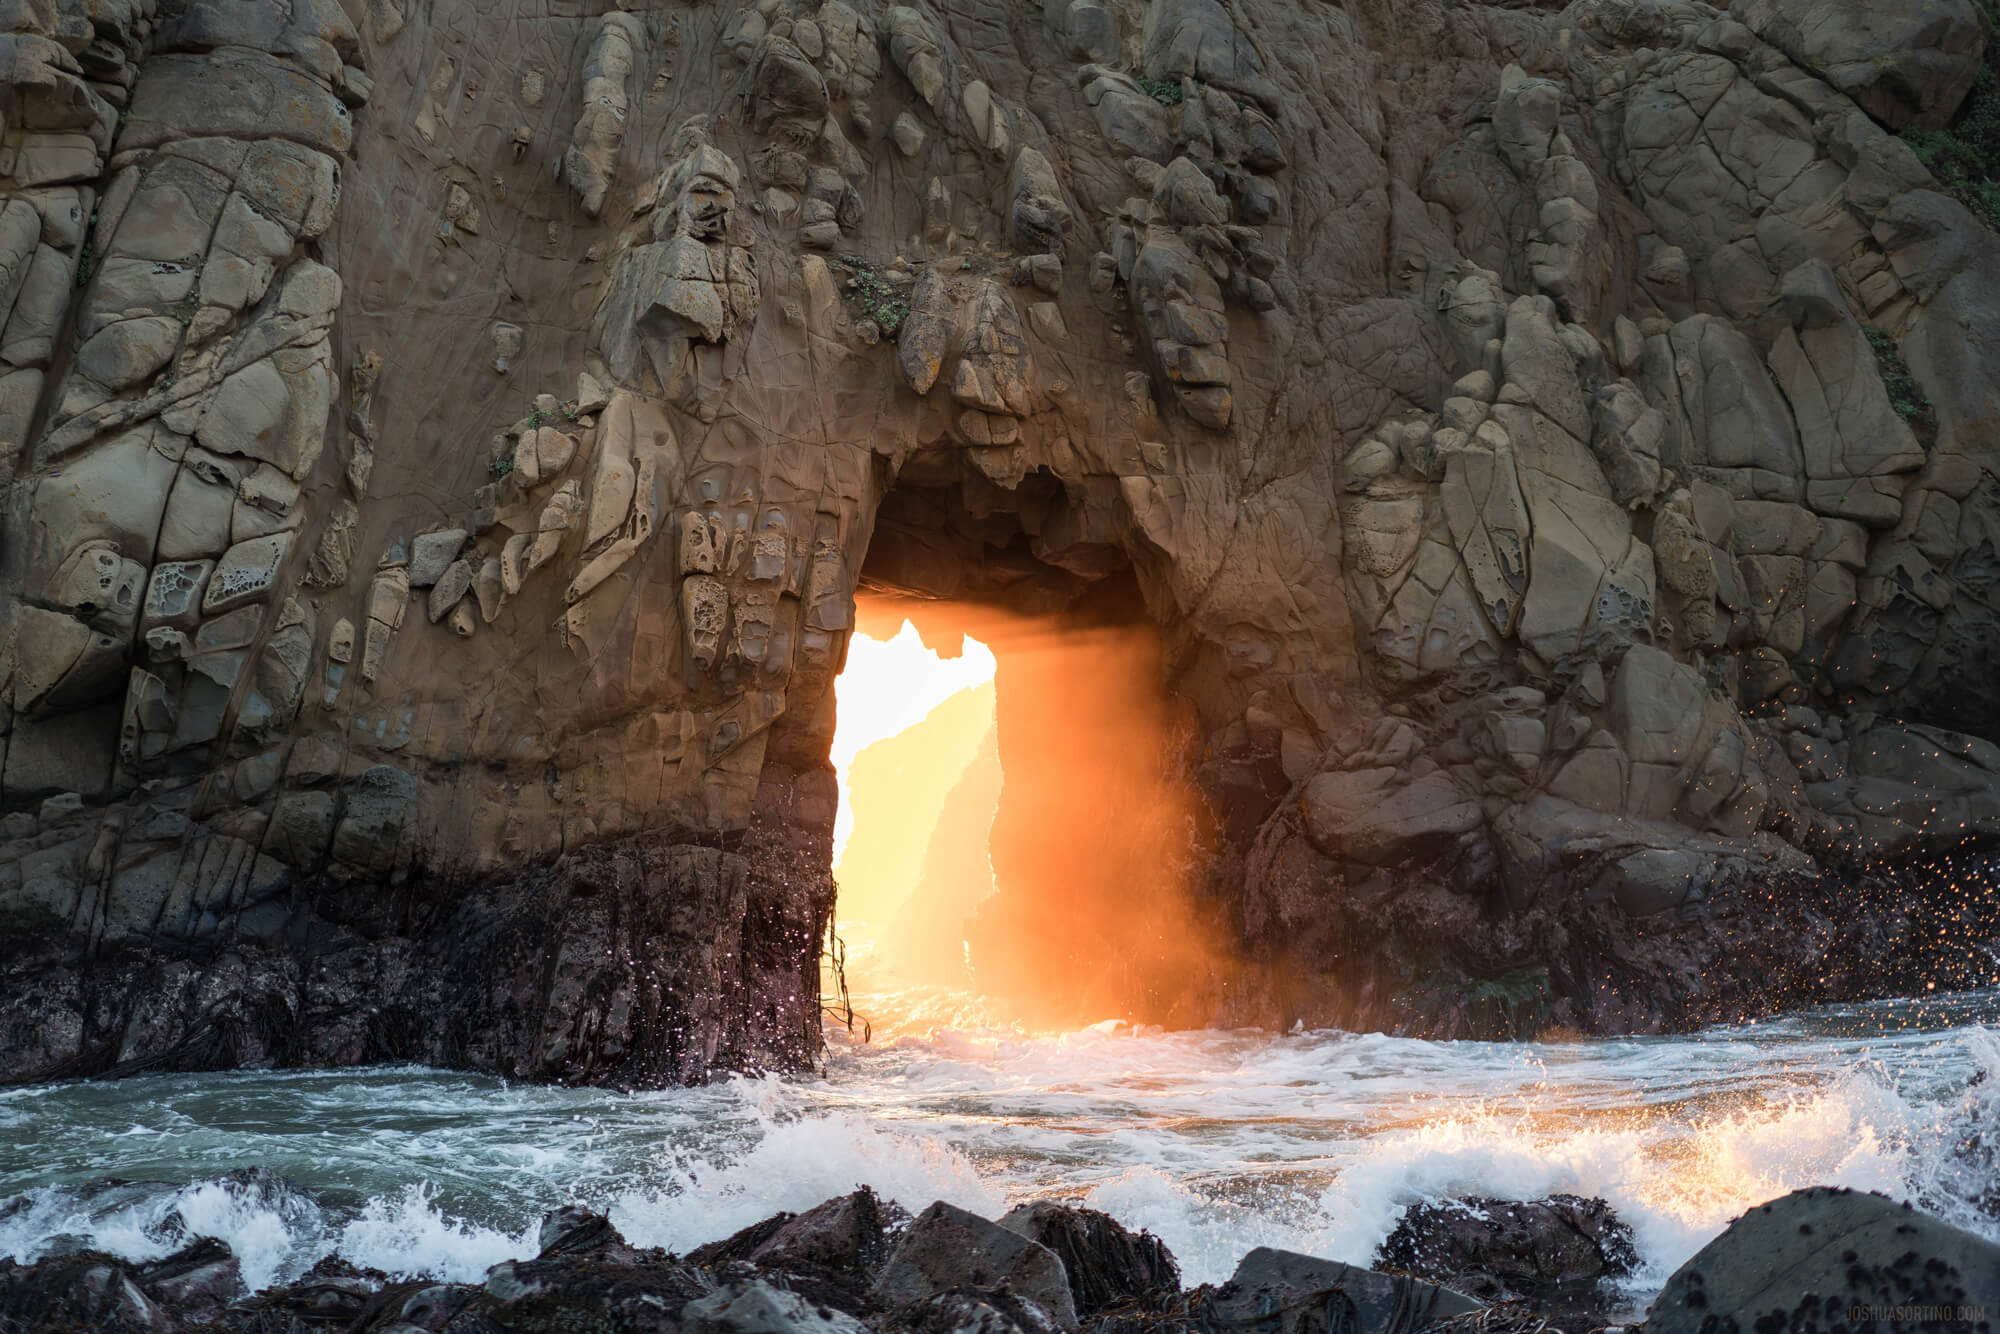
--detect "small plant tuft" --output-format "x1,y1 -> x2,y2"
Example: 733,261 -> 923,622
1866,327 -> 1936,442
1136,75 -> 1184,107
73,204 -> 100,288
832,254 -> 910,339
489,453 -> 515,478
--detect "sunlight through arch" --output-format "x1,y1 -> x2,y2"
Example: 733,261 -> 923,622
831,621 -> 996,865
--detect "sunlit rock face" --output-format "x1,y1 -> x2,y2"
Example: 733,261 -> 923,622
0,0 -> 1999,1081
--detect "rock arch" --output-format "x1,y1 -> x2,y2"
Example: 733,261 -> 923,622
2,0 -> 2000,1081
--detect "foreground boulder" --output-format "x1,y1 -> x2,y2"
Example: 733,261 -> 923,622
1646,1187 -> 2000,1331
1378,1194 -> 1636,1328
697,1195 -> 1178,1331
114,1239 -> 243,1329
873,1202 -> 1079,1329
692,1188 -> 909,1277
215,1256 -> 386,1329
885,1288 -> 1070,1334
688,1279 -> 873,1334
687,1188 -> 910,1316
0,1238 -> 242,1333
999,1201 -> 1180,1315
17,1189 -> 2000,1334
1205,1247 -> 1484,1333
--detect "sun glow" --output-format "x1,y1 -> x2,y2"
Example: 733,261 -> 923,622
831,621 -> 996,866
829,607 -> 1237,1028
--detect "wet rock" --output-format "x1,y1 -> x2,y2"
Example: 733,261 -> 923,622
538,1204 -> 626,1257
1646,1187 -> 2000,1329
0,1233 -> 255,1332
1377,1195 -> 1635,1328
1208,1248 -> 1484,1334
0,1250 -> 170,1332
482,1247 -> 713,1330
687,1278 -> 872,1334
485,1210 -> 675,1305
221,1254 -> 388,1327
874,1202 -> 1079,1330
998,1202 -> 1179,1315
128,1237 -> 243,1325
732,1188 -> 906,1276
886,1287 -> 1068,1334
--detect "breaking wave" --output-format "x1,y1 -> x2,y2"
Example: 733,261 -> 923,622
2,991 -> 1996,1309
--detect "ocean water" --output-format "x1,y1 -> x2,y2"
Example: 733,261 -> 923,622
2,985 -> 1998,1314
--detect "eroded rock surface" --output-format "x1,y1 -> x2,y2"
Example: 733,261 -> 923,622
0,0 -> 1998,1082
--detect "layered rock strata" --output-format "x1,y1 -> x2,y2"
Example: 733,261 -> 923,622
1,0 -> 1999,1080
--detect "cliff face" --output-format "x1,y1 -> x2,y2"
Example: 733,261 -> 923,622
0,0 -> 1997,1082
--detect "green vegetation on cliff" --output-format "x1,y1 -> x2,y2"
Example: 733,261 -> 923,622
1902,5 -> 2000,227
1866,327 -> 1936,440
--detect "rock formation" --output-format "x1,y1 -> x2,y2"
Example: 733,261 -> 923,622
0,1190 -> 1480,1334
1,0 -> 2000,1082
1377,1194 -> 1638,1330
1647,1187 -> 2000,1334
7,1186 -> 1989,1334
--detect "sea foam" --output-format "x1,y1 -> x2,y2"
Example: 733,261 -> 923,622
0,995 -> 1994,1303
